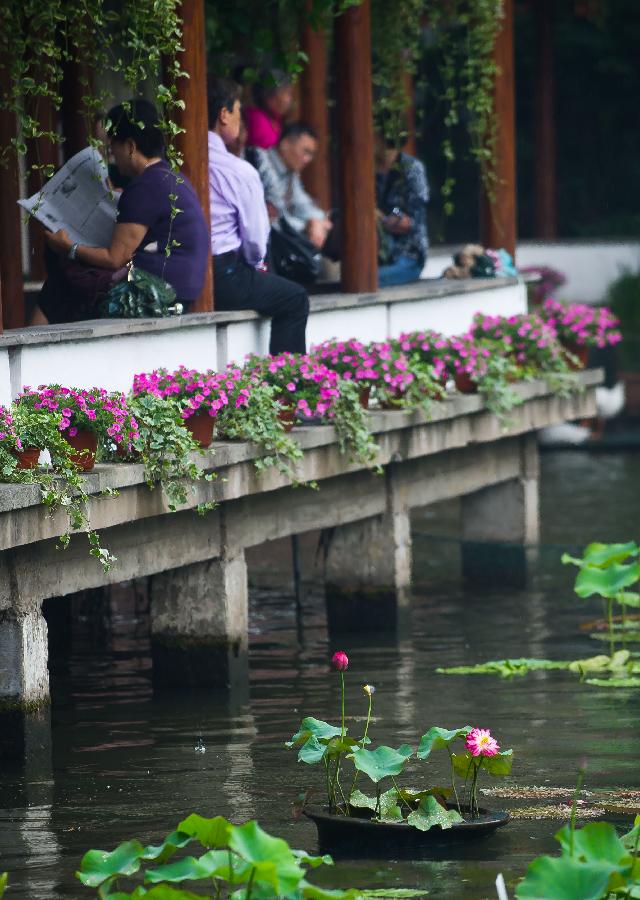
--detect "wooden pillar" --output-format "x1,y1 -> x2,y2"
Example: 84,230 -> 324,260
335,0 -> 378,293
60,62 -> 90,161
534,0 -> 557,239
299,16 -> 331,211
26,98 -> 59,280
403,72 -> 417,156
173,0 -> 213,312
480,0 -> 517,259
0,70 -> 24,331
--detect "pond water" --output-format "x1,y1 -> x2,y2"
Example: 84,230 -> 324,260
1,450 -> 640,899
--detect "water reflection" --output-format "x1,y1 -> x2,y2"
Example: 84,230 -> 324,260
1,451 -> 639,898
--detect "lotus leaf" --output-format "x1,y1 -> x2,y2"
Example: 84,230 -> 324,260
228,820 -> 305,895
176,815 -> 232,850
292,850 -> 333,868
451,749 -> 513,778
142,831 -> 193,862
417,725 -> 472,759
348,745 -> 413,783
76,840 -> 146,887
515,854 -> 619,900
585,677 -> 640,687
555,822 -> 631,870
0,874 -> 6,899
621,815 -> 640,850
406,796 -> 463,832
145,850 -> 242,885
568,651 -> 630,674
437,659 -> 571,677
574,562 -> 640,599
562,542 -> 638,568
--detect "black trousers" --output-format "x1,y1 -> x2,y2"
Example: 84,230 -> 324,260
213,252 -> 309,355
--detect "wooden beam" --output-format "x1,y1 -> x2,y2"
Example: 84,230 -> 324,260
0,70 -> 24,331
534,0 -> 557,238
335,0 -> 378,293
173,0 -> 214,312
480,0 -> 517,259
299,15 -> 331,211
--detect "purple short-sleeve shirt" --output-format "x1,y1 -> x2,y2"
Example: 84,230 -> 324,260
116,160 -> 209,301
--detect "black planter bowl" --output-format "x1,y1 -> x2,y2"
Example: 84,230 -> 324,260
303,804 -> 510,859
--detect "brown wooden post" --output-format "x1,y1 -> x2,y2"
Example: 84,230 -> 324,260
480,0 -> 517,259
60,61 -> 90,161
299,15 -> 331,211
403,72 -> 417,156
534,0 -> 557,238
26,97 -> 59,280
335,0 -> 378,293
0,71 -> 24,331
173,0 -> 213,312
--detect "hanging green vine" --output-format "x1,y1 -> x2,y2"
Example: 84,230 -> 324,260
0,0 -> 185,176
422,0 -> 503,215
370,0 -> 424,146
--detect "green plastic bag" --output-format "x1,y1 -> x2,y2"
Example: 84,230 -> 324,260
101,267 -> 182,318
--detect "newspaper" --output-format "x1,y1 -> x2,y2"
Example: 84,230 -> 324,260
18,147 -> 118,247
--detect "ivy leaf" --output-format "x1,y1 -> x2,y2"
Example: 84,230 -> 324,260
417,726 -> 472,759
406,796 -> 463,832
348,745 -> 413,783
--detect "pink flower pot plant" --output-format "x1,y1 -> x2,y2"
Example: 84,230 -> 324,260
397,330 -> 451,387
470,312 -> 568,376
286,650 -> 513,840
16,385 -> 139,465
540,298 -> 622,359
246,353 -> 379,469
0,406 -> 30,475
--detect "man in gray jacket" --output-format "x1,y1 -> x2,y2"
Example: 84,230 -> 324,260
252,122 -> 333,250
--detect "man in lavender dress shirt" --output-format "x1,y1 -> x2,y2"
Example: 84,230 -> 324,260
208,78 -> 309,354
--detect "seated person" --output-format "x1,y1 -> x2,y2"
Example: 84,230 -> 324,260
244,69 -> 294,150
252,122 -> 332,250
31,99 -> 210,325
375,131 -> 429,288
207,77 -> 309,354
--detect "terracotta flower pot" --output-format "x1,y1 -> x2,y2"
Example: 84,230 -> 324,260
14,446 -> 40,470
454,371 -> 478,394
561,340 -> 589,369
184,411 -> 215,448
66,430 -> 98,471
277,405 -> 296,433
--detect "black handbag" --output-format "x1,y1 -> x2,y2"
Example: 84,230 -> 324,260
99,267 -> 183,318
269,218 -> 321,285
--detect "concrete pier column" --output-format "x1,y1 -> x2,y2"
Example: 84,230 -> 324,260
323,468 -> 412,631
461,435 -> 539,585
149,554 -> 249,691
0,608 -> 51,760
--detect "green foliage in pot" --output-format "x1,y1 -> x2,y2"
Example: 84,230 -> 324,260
607,269 -> 640,371
286,651 -> 513,828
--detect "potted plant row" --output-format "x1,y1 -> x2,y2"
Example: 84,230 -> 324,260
286,651 -> 511,858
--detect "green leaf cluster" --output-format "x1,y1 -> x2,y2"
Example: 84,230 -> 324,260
516,816 -> 640,900
75,813 -> 424,899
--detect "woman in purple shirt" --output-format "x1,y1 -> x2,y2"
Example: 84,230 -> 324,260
33,99 -> 209,325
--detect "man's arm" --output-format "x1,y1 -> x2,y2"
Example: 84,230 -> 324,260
236,167 -> 270,266
253,149 -> 285,219
45,222 -> 147,270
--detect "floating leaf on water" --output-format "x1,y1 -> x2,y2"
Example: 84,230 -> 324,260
585,677 -> 640,687
437,658 -> 572,677
509,805 -> 603,820
358,890 -> 428,897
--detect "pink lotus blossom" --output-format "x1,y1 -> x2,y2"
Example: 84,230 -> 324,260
465,728 -> 500,757
331,650 -> 349,671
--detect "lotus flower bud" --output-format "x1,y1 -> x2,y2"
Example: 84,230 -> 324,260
331,650 -> 349,671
